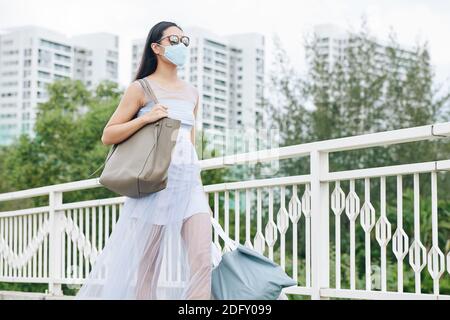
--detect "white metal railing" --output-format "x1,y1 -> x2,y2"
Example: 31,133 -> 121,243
0,122 -> 449,299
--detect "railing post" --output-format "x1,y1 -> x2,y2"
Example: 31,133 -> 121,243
48,190 -> 64,296
310,149 -> 330,300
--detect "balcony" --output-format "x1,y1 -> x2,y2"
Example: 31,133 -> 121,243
0,122 -> 450,300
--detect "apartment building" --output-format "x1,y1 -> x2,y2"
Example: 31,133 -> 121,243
0,25 -> 119,145
71,33 -> 119,88
310,23 -> 421,77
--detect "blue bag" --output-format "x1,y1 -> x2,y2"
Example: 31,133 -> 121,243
210,217 -> 297,300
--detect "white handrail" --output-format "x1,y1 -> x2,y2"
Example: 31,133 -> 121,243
0,121 -> 449,203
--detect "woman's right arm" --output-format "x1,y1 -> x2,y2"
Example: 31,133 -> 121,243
101,81 -> 167,145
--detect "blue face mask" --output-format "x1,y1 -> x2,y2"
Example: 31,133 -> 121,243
157,43 -> 188,67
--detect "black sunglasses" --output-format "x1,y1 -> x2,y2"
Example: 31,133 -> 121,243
157,34 -> 190,47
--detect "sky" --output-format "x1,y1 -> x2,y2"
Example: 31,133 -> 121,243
1,0 -> 450,88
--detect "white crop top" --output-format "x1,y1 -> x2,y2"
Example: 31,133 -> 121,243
136,78 -> 198,127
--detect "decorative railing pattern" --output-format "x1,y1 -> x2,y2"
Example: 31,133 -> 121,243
0,122 -> 450,299
204,178 -> 312,290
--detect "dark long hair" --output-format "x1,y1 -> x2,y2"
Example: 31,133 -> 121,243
133,21 -> 183,81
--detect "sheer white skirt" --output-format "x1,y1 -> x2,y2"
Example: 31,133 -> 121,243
74,125 -> 221,300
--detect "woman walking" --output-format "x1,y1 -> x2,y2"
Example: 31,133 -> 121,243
74,21 -> 219,300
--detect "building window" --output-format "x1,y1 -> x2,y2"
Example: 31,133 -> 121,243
204,39 -> 226,50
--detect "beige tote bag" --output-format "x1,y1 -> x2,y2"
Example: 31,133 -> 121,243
89,78 -> 181,198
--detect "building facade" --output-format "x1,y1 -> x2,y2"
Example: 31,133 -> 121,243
0,25 -> 119,145
309,24 -> 421,77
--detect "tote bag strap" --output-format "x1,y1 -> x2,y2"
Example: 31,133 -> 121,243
138,78 -> 159,104
210,216 -> 238,251
87,143 -> 117,178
